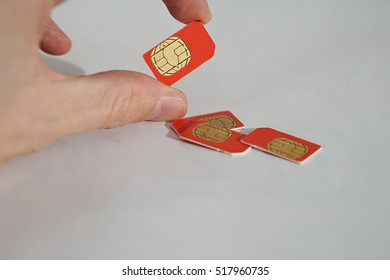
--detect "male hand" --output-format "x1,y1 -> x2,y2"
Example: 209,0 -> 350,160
0,0 -> 212,164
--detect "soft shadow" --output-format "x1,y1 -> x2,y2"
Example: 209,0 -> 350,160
164,122 -> 181,141
236,127 -> 256,135
41,55 -> 85,75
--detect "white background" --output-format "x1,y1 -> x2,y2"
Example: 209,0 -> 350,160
0,0 -> 389,259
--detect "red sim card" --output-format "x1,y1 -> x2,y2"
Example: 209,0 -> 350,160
171,111 -> 245,136
241,128 -> 321,163
179,120 -> 250,155
143,21 -> 215,86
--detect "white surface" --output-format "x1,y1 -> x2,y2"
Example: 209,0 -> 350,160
1,0 -> 390,259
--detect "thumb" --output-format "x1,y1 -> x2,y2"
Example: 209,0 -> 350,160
54,70 -> 187,132
0,69 -> 187,163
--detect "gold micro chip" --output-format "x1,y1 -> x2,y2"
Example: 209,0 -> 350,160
151,37 -> 191,76
192,123 -> 232,143
202,115 -> 237,130
267,138 -> 309,159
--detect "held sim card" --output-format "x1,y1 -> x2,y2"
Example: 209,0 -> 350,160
144,21 -> 215,85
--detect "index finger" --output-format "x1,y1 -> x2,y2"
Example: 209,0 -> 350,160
162,0 -> 212,24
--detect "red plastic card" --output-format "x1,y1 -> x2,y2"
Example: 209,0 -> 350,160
143,21 -> 215,85
179,120 -> 250,155
241,128 -> 321,163
171,111 -> 245,136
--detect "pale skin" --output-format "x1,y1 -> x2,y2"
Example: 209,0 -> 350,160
0,0 -> 212,164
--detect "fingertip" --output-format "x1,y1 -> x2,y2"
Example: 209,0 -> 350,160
202,11 -> 212,24
40,36 -> 72,55
147,89 -> 188,121
40,18 -> 72,55
163,0 -> 212,24
201,2 -> 212,24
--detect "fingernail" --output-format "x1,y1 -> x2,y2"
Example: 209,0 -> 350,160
147,91 -> 187,121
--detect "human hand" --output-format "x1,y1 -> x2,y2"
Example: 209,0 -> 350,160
0,0 -> 212,164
